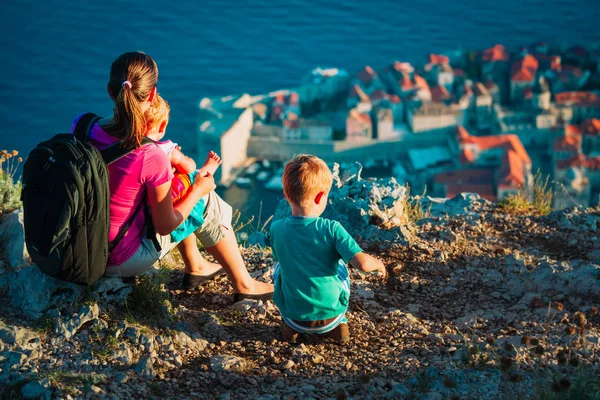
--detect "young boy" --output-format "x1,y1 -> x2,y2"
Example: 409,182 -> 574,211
271,154 -> 387,344
144,94 -> 228,244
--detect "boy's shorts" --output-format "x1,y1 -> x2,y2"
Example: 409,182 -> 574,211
273,260 -> 350,334
105,192 -> 233,278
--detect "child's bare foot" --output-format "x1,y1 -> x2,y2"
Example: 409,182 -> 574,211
201,151 -> 222,176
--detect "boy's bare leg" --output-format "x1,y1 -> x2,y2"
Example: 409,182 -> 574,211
201,151 -> 222,176
177,234 -> 222,275
205,229 -> 273,295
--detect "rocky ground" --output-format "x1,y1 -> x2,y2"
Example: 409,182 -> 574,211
1,166 -> 600,399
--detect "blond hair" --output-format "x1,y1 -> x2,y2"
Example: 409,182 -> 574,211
282,154 -> 333,206
145,93 -> 170,132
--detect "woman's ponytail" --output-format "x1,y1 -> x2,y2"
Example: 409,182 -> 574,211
105,52 -> 158,149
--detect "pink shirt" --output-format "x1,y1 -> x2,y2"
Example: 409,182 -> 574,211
71,115 -> 174,265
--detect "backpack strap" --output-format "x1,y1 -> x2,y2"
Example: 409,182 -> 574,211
73,113 -> 100,141
101,137 -> 155,165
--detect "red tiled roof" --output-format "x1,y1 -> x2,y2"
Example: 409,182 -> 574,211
567,45 -> 588,57
482,44 -> 510,62
284,119 -> 300,129
498,149 -> 526,188
555,92 -> 600,107
586,157 -> 600,170
434,169 -> 496,201
456,127 -> 531,166
414,75 -> 430,91
562,65 -> 585,79
511,55 -> 539,82
565,124 -> 582,136
428,54 -> 450,65
431,85 -> 451,103
349,84 -> 370,103
393,61 -> 414,74
553,133 -> 582,152
289,92 -> 299,104
349,109 -> 372,125
484,79 -> 499,91
357,65 -> 377,85
581,119 -> 600,136
270,105 -> 283,121
556,154 -> 586,170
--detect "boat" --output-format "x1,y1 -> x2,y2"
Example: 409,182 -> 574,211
235,177 -> 251,188
261,160 -> 271,169
246,163 -> 259,175
256,171 -> 270,182
265,176 -> 283,190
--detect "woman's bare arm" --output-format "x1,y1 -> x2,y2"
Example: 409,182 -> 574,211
147,172 -> 215,235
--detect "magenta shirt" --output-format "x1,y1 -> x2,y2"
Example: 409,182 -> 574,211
71,115 -> 174,266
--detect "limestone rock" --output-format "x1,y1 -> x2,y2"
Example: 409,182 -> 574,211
55,303 -> 100,340
0,320 -> 40,350
273,162 -> 408,244
21,380 -> 47,399
0,209 -> 29,269
136,357 -> 155,379
210,355 -> 249,372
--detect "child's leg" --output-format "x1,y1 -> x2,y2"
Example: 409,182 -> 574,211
200,151 -> 222,176
196,192 -> 273,296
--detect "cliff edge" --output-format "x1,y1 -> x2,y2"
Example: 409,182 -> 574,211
0,163 -> 599,399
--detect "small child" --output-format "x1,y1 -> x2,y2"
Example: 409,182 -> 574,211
270,154 -> 387,344
144,94 -> 223,242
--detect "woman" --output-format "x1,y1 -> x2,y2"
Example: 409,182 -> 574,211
72,51 -> 272,302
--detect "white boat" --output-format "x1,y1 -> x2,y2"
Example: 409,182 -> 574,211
262,160 -> 271,168
265,176 -> 283,190
246,163 -> 259,175
235,177 -> 251,188
256,171 -> 270,182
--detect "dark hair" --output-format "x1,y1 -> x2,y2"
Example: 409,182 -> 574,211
104,52 -> 158,149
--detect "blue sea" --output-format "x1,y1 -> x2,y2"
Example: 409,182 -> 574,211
1,0 -> 599,217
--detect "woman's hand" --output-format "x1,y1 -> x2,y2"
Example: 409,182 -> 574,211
193,169 -> 216,196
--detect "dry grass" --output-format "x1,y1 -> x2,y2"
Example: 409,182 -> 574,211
0,149 -> 23,217
499,171 -> 553,216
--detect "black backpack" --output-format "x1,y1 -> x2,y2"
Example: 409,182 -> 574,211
22,113 -> 155,285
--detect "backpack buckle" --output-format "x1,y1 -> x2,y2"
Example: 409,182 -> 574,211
43,157 -> 56,170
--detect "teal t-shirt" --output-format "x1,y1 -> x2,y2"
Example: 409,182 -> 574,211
271,216 -> 362,321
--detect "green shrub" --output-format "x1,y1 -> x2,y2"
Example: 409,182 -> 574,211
0,149 -> 23,217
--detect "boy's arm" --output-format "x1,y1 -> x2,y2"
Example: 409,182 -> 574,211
332,221 -> 386,278
170,147 -> 197,174
349,252 -> 387,278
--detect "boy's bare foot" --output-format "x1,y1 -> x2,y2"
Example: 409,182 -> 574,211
201,151 -> 222,176
282,323 -> 299,343
327,323 -> 350,344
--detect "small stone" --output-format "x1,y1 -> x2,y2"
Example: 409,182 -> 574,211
210,355 -> 249,372
232,299 -> 258,312
136,357 -> 154,379
280,360 -> 295,370
312,355 -> 324,364
21,381 -> 46,399
111,346 -> 133,364
114,372 -> 128,384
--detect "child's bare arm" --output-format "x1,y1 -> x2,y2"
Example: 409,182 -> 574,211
349,252 -> 387,278
170,147 -> 196,174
